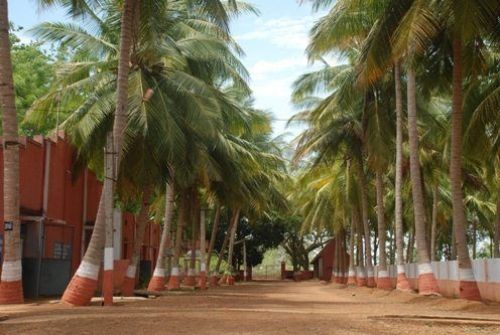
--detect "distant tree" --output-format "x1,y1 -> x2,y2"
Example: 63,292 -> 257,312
9,26 -> 55,135
211,210 -> 287,271
233,212 -> 288,270
282,216 -> 330,271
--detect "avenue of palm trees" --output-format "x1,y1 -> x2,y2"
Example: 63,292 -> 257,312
0,0 -> 498,307
290,0 -> 498,299
0,0 -> 286,305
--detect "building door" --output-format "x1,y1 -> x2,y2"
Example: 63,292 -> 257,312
21,220 -> 74,298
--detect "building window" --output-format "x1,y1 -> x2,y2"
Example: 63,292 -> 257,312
53,242 -> 72,260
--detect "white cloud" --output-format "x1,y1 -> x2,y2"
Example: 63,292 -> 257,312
252,76 -> 294,100
235,15 -> 318,50
234,11 -> 331,138
249,57 -> 307,80
17,34 -> 35,45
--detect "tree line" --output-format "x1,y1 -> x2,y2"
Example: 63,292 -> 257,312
0,0 -> 288,305
288,0 -> 499,299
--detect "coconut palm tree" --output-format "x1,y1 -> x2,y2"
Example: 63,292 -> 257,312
346,0 -> 441,294
302,1 -> 398,289
405,65 -> 439,294
0,0 -> 105,306
32,0 -> 140,306
444,0 -> 498,301
391,0 -> 498,298
100,0 -> 137,306
0,0 -> 23,304
40,0 -> 140,306
463,56 -> 500,258
393,63 -> 411,291
28,0 -> 257,304
292,50 -> 394,287
352,0 -> 415,291
288,158 -> 354,283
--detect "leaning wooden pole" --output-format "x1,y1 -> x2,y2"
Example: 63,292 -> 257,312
199,208 -> 207,289
215,210 -> 237,285
168,193 -> 187,290
207,206 -> 222,286
183,192 -> 198,287
226,208 -> 241,285
347,218 -> 357,285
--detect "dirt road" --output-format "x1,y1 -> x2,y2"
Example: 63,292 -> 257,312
1,281 -> 500,334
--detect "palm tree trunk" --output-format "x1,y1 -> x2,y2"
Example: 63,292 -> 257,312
102,0 -> 138,306
207,206 -> 221,286
431,185 -> 438,261
199,208 -> 207,289
393,63 -> 411,291
168,192 -> 187,290
103,133 -> 115,305
61,0 -> 137,306
354,208 -> 366,286
112,0 -> 136,162
0,0 -> 23,304
357,164 -> 374,287
494,198 -> 500,258
450,37 -> 480,300
184,197 -> 198,287
376,171 -> 391,289
61,190 -> 106,305
207,206 -> 221,272
148,182 -> 174,291
215,209 -> 237,281
347,219 -> 356,285
472,220 -> 477,259
122,186 -> 153,296
406,226 -> 415,263
407,67 -> 439,295
226,208 -> 241,285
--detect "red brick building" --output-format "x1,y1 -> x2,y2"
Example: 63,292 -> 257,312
0,135 -> 160,297
311,238 -> 349,282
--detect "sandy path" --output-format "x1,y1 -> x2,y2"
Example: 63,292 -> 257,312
0,281 -> 500,334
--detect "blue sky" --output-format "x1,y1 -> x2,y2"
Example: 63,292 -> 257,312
230,1 -> 330,139
9,0 -> 331,139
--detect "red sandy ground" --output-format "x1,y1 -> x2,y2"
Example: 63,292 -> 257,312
1,280 -> 500,334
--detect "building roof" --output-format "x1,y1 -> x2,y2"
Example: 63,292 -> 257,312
310,238 -> 334,264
